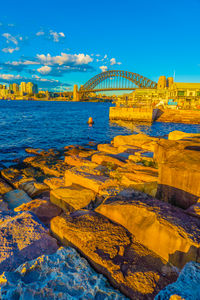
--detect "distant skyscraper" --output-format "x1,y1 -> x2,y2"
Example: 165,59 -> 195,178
20,82 -> 27,94
12,83 -> 19,93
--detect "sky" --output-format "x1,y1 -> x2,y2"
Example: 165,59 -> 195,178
0,0 -> 200,91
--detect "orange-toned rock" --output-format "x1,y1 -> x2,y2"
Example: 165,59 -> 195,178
51,210 -> 175,299
64,155 -> 97,168
91,153 -> 125,168
65,167 -> 109,193
44,177 -> 65,190
97,143 -> 120,154
113,133 -> 156,151
110,162 -> 158,197
15,199 -> 62,226
0,178 -> 12,195
50,184 -> 96,212
96,189 -> 200,269
168,130 -> 200,141
19,180 -> 49,198
0,211 -> 58,272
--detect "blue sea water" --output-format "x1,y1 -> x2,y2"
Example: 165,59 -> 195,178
0,100 -> 199,164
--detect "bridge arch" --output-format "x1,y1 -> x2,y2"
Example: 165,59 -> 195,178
80,70 -> 157,92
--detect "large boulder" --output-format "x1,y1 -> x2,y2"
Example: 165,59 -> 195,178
44,177 -> 65,190
96,189 -> 200,269
3,189 -> 32,209
91,153 -> 125,168
50,184 -> 96,212
51,210 -> 175,299
155,261 -> 200,299
0,211 -> 58,273
0,247 -> 125,299
155,139 -> 200,208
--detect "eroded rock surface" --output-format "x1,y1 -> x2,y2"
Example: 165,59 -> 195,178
0,211 -> 58,273
3,189 -> 32,209
0,247 -> 126,300
96,189 -> 200,269
51,210 -> 176,299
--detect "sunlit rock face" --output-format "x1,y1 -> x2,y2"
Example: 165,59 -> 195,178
96,189 -> 200,269
113,133 -> 156,152
0,247 -> 126,300
155,262 -> 200,300
51,210 -> 176,299
155,137 -> 200,209
50,184 -> 96,212
0,211 -> 58,273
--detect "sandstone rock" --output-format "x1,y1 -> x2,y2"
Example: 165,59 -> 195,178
15,199 -> 62,226
50,184 -> 96,212
44,177 -> 65,190
65,167 -> 109,193
64,155 -> 97,168
155,261 -> 200,299
96,189 -> 200,269
0,179 -> 12,195
19,180 -> 49,198
0,211 -> 58,273
0,247 -> 125,300
113,133 -> 156,151
51,211 -> 175,299
91,153 -> 125,168
117,144 -> 143,154
168,130 -> 200,141
155,140 -> 200,208
97,143 -> 120,154
3,189 -> 32,209
110,162 -> 158,197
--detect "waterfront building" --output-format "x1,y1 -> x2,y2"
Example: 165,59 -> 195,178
12,83 -> 19,94
20,82 -> 27,95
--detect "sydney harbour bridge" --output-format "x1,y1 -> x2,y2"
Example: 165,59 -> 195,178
73,70 -> 157,100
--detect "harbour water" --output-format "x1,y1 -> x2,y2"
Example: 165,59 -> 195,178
0,100 -> 199,165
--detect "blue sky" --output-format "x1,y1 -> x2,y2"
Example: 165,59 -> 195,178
0,0 -> 200,91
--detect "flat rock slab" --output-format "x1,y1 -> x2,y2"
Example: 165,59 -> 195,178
15,199 -> 62,227
155,261 -> 200,299
3,189 -> 32,209
97,143 -> 120,154
65,167 -> 109,194
0,247 -> 126,300
91,153 -> 125,168
51,210 -> 175,299
113,133 -> 157,152
96,189 -> 200,269
0,211 -> 58,273
50,184 -> 96,212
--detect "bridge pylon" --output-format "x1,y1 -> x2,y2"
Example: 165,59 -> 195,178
73,84 -> 80,101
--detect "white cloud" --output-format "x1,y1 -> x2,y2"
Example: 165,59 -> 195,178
7,60 -> 39,66
96,54 -> 101,57
2,47 -> 19,53
36,31 -> 45,36
110,58 -> 122,66
37,53 -> 93,66
2,33 -> 18,45
59,32 -> 65,37
104,54 -> 108,59
49,30 -> 65,42
0,74 -> 22,80
99,65 -> 108,72
37,65 -> 52,75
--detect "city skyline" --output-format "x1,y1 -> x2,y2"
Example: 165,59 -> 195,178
0,0 -> 200,91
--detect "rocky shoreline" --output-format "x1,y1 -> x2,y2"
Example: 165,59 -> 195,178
0,130 -> 200,299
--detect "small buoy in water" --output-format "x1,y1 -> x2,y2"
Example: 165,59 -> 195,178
87,117 -> 94,125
